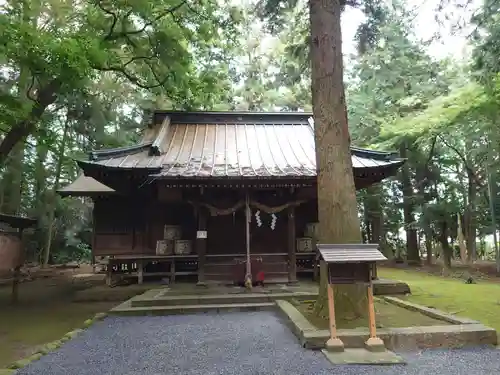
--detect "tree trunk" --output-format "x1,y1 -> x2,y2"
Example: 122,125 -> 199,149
399,142 -> 420,264
465,172 -> 477,262
42,118 -> 70,267
438,220 -> 452,269
1,143 -> 24,215
0,80 -> 61,166
457,213 -> 467,263
310,0 -> 366,320
424,221 -> 433,265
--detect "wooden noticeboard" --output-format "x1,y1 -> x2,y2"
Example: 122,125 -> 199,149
326,262 -> 372,285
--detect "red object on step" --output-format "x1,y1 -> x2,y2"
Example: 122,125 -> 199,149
256,270 -> 265,282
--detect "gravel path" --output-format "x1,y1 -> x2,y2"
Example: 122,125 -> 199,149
14,311 -> 500,375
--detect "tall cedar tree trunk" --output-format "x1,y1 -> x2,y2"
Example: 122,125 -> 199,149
457,214 -> 468,263
438,220 -> 452,270
465,172 -> 477,262
2,143 -> 24,215
423,219 -> 433,265
310,0 -> 367,320
43,118 -> 70,267
399,142 -> 420,263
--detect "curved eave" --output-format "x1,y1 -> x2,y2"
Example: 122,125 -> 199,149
353,159 -> 406,174
57,175 -> 116,197
76,160 -> 162,173
0,213 -> 37,229
89,142 -> 153,161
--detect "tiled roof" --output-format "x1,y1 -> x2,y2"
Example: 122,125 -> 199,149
317,244 -> 387,263
78,111 -> 404,179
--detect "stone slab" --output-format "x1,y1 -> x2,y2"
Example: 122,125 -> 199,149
131,291 -> 317,307
110,301 -> 276,316
275,300 -> 316,346
302,324 -> 497,350
373,279 -> 411,295
322,348 -> 406,365
382,296 -> 480,324
276,298 -> 498,351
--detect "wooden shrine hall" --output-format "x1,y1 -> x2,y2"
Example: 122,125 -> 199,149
60,111 -> 404,285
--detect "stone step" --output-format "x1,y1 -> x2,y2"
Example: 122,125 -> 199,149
131,291 -> 317,307
204,272 -> 290,284
109,302 -> 276,316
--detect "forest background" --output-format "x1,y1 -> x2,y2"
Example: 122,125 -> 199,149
1,0 -> 499,270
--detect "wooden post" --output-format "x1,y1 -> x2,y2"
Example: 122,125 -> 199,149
196,206 -> 207,286
327,283 -> 337,338
287,206 -> 297,284
11,266 -> 20,304
325,283 -> 344,352
11,227 -> 25,304
364,282 -> 386,352
244,191 -> 252,288
106,261 -> 113,286
137,259 -> 143,285
367,284 -> 376,338
170,258 -> 176,283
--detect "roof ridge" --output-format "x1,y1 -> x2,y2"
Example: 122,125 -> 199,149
89,142 -> 152,161
350,146 -> 400,161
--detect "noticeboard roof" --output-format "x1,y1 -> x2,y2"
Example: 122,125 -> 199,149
317,243 -> 387,263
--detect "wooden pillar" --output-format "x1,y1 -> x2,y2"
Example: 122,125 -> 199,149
137,259 -> 143,285
12,266 -> 20,304
367,284 -> 376,338
327,284 -> 337,338
244,191 -> 252,288
287,206 -> 297,284
12,227 -> 25,304
170,259 -> 176,283
196,206 -> 208,286
372,264 -> 378,280
106,260 -> 113,286
364,282 -> 386,352
325,283 -> 344,352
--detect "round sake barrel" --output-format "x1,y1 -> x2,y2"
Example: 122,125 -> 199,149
0,233 -> 23,271
156,240 -> 174,255
296,237 -> 313,253
174,240 -> 192,255
304,223 -> 318,238
163,225 -> 182,240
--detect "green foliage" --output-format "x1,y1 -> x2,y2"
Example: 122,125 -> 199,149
3,0 -> 500,266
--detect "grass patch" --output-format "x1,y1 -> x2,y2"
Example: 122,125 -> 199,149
379,267 -> 500,333
293,297 -> 447,330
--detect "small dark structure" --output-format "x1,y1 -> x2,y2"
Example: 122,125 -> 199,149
318,243 -> 387,353
59,111 -> 404,286
0,213 -> 37,303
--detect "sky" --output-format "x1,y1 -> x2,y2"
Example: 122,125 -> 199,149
341,0 -> 481,60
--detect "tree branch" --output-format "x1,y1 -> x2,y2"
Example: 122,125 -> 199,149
415,135 -> 438,190
99,0 -> 188,41
0,79 -> 62,165
438,135 -> 482,186
95,1 -> 118,40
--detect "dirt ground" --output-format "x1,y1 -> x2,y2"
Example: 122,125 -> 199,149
0,265 -> 149,367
